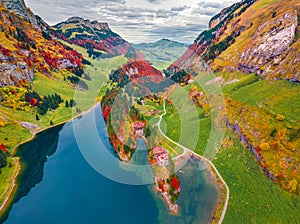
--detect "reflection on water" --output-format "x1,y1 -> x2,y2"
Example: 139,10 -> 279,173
3,106 -> 220,224
154,158 -> 220,224
15,125 -> 63,201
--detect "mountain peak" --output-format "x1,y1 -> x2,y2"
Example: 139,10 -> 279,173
0,0 -> 39,28
65,16 -> 85,23
135,39 -> 186,48
52,17 -> 134,56
58,17 -> 110,31
160,38 -> 171,42
0,0 -> 26,18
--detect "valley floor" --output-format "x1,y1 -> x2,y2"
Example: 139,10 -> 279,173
0,42 -> 299,223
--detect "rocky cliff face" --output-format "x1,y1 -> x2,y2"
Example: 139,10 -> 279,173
170,0 -> 300,82
238,12 -> 299,80
0,3 -> 84,86
60,17 -> 110,31
0,0 -> 27,18
209,2 -> 242,29
0,60 -> 33,86
0,0 -> 39,28
169,0 -> 257,75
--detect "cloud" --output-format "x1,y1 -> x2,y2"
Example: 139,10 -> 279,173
144,0 -> 166,4
171,5 -> 189,12
193,1 -> 233,17
206,2 -> 222,8
192,7 -> 221,17
25,0 -> 239,43
197,1 -> 222,9
146,0 -> 160,3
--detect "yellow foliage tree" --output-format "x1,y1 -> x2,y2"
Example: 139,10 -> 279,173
259,142 -> 270,151
288,179 -> 298,193
276,114 -> 285,121
0,118 -> 6,127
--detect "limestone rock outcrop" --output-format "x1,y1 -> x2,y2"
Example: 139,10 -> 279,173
0,0 -> 39,28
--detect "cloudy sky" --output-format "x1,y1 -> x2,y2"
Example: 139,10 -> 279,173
25,0 -> 238,44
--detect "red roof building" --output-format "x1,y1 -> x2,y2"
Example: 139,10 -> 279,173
153,146 -> 169,165
133,122 -> 145,130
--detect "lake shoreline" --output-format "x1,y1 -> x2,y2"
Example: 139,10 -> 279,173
190,155 -> 225,223
0,102 -> 226,223
175,152 -> 227,223
0,104 -> 98,220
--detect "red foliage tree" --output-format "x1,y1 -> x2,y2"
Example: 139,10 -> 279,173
170,177 -> 180,190
0,144 -> 7,152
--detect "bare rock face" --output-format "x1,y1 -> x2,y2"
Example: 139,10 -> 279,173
239,12 -> 298,77
0,57 -> 34,87
64,17 -> 110,31
20,121 -> 40,134
91,21 -> 110,31
0,0 -> 39,28
209,8 -> 231,29
0,0 -> 27,18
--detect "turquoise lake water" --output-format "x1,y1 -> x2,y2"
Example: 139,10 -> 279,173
4,104 -> 220,224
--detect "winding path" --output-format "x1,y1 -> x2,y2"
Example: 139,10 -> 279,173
156,100 -> 230,224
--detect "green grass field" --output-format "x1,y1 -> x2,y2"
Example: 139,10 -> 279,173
221,73 -> 261,95
160,96 -> 300,223
230,79 -> 300,121
0,42 -> 127,152
148,60 -> 171,71
0,120 -> 32,153
252,0 -> 279,10
0,157 -> 19,214
155,70 -> 300,223
159,100 -> 300,223
214,132 -> 300,223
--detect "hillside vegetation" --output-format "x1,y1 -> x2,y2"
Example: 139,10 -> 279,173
52,17 -> 139,58
133,39 -> 187,70
0,1 -> 129,205
170,0 -> 300,82
164,0 -> 300,195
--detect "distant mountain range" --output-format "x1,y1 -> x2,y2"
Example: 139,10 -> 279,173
133,39 -> 187,69
134,39 -> 187,50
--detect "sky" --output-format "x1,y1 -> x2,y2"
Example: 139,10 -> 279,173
24,0 -> 238,44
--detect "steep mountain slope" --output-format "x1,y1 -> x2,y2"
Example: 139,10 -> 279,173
0,0 -> 39,28
52,17 -> 136,57
0,4 -> 85,86
170,0 -> 300,82
133,39 -> 187,69
0,0 -> 98,153
169,0 -> 258,75
167,0 -> 300,194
